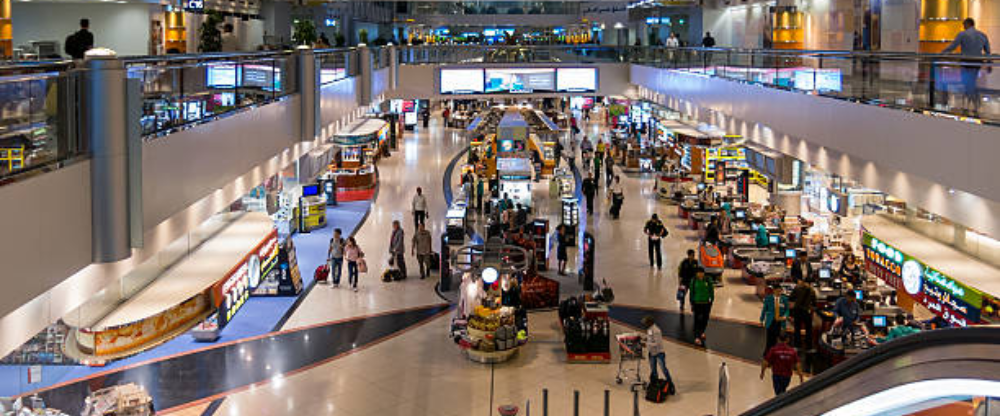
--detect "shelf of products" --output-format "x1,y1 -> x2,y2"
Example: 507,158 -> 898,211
560,297 -> 611,363
771,8 -> 804,50
165,11 -> 187,54
918,0 -> 967,53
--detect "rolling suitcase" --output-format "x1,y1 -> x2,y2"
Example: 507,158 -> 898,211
315,264 -> 330,284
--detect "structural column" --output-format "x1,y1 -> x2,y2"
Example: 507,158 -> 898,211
296,46 -> 319,142
358,45 -> 372,106
85,55 -> 130,262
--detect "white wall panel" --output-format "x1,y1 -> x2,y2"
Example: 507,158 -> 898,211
633,64 -> 1000,237
320,77 -> 361,132
142,97 -> 300,232
13,3 -> 152,56
0,162 -> 92,320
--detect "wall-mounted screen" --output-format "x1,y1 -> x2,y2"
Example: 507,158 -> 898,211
556,68 -> 598,92
485,68 -> 555,93
207,64 -> 238,88
440,69 -> 485,94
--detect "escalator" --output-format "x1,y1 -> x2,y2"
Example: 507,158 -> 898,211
740,327 -> 1000,416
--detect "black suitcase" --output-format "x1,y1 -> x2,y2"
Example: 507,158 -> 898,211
645,378 -> 670,403
429,252 -> 440,270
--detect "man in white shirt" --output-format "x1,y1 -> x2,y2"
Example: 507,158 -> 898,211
642,315 -> 675,388
221,23 -> 239,52
665,33 -> 680,48
412,187 -> 428,229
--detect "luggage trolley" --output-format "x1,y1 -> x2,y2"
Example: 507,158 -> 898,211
615,332 -> 644,389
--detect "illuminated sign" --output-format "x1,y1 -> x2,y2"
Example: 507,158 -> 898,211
863,231 -> 984,326
214,229 -> 279,328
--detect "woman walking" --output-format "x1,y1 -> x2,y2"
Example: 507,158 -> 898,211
344,237 -> 364,292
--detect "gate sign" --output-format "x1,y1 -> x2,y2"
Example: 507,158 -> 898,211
862,231 -> 985,326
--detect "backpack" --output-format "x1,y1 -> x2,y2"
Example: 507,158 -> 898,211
65,32 -> 80,58
645,378 -> 671,403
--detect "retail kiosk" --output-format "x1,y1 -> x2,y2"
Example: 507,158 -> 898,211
326,118 -> 385,198
497,157 -> 533,208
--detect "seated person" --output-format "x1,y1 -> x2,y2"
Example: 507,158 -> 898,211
876,314 -> 921,343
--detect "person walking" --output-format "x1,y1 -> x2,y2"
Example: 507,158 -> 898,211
327,228 -> 345,287
608,175 -> 624,219
701,32 -> 716,47
689,270 -> 715,346
344,237 -> 364,292
412,223 -> 433,279
642,316 -> 676,390
942,18 -> 992,115
643,214 -> 668,269
389,220 -> 407,279
604,152 -> 615,188
704,216 -> 721,246
221,23 -> 239,52
65,19 -> 95,60
677,249 -> 700,311
761,333 -> 803,395
665,32 -> 680,47
582,174 -> 597,215
556,224 -> 570,275
790,278 -> 817,350
475,175 -> 485,213
594,149 -> 603,186
761,285 -> 790,355
412,187 -> 428,229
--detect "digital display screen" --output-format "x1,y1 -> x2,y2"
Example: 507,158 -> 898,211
485,68 -> 555,93
184,101 -> 203,121
819,268 -> 831,279
440,69 -> 485,94
855,290 -> 865,301
207,64 -> 238,88
785,249 -> 797,259
769,235 -> 780,245
302,184 -> 320,197
735,210 -> 746,219
213,93 -> 235,107
556,68 -> 598,92
872,315 -> 887,327
243,65 -> 281,91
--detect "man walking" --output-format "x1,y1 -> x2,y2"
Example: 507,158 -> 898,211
65,19 -> 95,60
644,214 -> 668,269
412,223 -> 433,279
412,187 -> 428,229
327,228 -> 345,287
943,18 -> 992,115
761,333 -> 804,395
677,249 -> 701,311
390,220 -> 407,279
689,270 -> 715,346
582,174 -> 597,215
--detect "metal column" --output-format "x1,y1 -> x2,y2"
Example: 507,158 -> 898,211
85,56 -> 130,262
297,46 -> 319,142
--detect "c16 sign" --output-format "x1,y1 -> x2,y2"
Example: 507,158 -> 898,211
862,231 -> 984,326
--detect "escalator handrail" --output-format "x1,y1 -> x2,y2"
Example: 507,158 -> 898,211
741,327 -> 1000,416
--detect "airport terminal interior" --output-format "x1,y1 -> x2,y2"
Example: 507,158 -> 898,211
0,0 -> 999,415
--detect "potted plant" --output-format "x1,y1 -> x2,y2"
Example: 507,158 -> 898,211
334,32 -> 346,47
358,28 -> 369,45
292,19 -> 318,46
198,12 -> 224,52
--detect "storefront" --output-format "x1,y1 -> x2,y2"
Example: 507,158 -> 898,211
323,118 -> 385,201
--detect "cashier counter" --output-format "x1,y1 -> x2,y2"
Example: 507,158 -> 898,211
816,281 -> 904,368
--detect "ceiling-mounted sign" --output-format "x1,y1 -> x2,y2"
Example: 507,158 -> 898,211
862,231 -> 984,326
185,0 -> 204,11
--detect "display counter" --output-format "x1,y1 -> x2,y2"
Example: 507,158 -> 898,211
861,215 -> 1000,326
330,166 -> 376,190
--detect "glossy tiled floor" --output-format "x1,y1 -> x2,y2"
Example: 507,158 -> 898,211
200,114 -> 782,416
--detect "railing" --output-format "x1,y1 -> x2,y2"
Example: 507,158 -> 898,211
317,48 -> 357,84
124,51 -> 299,139
399,44 -> 1000,125
397,45 -> 625,65
0,61 -> 85,184
629,47 -> 1000,125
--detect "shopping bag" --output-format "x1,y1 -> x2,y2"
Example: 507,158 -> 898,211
358,258 -> 368,273
676,286 -> 687,302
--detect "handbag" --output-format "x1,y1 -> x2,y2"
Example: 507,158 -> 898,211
358,258 -> 368,273
676,285 -> 687,302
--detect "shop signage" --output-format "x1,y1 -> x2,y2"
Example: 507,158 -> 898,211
214,229 -> 280,328
862,231 -> 983,326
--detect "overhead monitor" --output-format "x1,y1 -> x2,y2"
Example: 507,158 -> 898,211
485,68 -> 555,93
440,69 -> 485,94
556,68 -> 598,92
207,64 -> 238,88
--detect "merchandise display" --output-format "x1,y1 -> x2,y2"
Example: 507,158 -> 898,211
559,297 -> 611,363
452,272 -> 529,364
81,383 -> 154,416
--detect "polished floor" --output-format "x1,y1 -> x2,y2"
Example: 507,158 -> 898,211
29,114 -> 789,415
